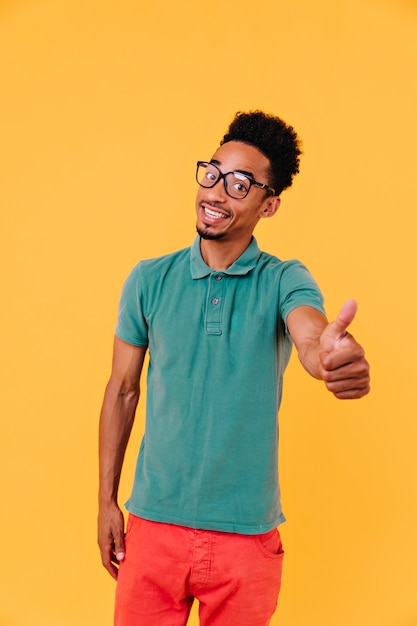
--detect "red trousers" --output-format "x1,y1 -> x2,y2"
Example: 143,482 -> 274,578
115,515 -> 284,626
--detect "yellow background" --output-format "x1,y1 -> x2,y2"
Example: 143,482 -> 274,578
1,0 -> 416,624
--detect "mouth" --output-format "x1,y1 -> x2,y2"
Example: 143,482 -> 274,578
200,203 -> 231,223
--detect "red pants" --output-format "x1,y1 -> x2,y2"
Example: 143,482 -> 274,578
115,515 -> 284,626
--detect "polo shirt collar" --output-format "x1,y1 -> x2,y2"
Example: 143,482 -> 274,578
190,236 -> 261,279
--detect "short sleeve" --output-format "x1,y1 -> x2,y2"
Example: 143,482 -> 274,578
279,261 -> 325,326
115,263 -> 149,346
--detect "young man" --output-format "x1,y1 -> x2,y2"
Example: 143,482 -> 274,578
98,111 -> 370,626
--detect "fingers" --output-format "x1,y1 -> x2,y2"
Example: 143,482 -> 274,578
320,346 -> 370,399
318,299 -> 370,400
98,506 -> 125,580
114,532 -> 126,563
101,545 -> 126,581
320,336 -> 365,370
99,538 -> 119,580
321,362 -> 371,398
327,383 -> 370,400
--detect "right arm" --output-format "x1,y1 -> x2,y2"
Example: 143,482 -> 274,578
98,336 -> 147,580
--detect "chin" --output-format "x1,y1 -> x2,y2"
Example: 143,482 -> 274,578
197,226 -> 226,241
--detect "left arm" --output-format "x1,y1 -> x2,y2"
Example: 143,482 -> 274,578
286,299 -> 370,400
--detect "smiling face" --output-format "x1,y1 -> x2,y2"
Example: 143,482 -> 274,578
196,141 -> 280,243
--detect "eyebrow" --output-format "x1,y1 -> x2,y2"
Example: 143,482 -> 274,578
210,159 -> 255,180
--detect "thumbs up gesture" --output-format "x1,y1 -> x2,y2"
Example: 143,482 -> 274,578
319,300 -> 370,399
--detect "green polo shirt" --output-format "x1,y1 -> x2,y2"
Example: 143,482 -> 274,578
115,236 -> 325,534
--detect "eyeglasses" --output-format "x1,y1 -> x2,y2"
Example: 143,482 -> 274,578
196,161 -> 275,200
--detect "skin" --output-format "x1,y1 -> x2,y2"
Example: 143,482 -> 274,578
98,140 -> 370,579
196,141 -> 281,270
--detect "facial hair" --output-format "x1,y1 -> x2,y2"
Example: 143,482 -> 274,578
196,226 -> 227,240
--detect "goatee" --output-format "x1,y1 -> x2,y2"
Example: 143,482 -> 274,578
197,226 -> 226,241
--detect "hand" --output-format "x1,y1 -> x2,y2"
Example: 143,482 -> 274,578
98,502 -> 126,580
319,300 -> 370,399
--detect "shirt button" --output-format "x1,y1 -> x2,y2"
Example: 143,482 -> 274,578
215,275 -> 223,281
211,298 -> 219,305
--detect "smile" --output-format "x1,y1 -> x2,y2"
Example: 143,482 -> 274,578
201,204 -> 231,222
205,207 -> 228,219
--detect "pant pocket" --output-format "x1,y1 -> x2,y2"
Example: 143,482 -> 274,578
255,528 -> 284,560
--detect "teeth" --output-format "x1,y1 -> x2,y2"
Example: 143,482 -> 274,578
205,207 -> 227,219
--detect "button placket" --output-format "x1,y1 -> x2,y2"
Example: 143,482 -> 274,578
205,274 -> 225,335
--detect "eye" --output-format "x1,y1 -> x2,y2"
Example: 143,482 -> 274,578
205,165 -> 219,182
231,172 -> 250,193
233,182 -> 248,193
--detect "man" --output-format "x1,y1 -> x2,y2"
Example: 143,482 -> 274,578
98,111 -> 370,626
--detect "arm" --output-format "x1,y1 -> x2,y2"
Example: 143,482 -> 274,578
286,299 -> 370,399
98,336 -> 147,580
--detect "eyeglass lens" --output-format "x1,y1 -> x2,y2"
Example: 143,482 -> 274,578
197,162 -> 251,199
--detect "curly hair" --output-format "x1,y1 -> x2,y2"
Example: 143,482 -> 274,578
220,110 -> 302,196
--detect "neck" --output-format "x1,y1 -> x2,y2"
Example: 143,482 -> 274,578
199,235 -> 253,271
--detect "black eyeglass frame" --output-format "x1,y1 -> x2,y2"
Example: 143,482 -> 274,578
196,161 -> 276,199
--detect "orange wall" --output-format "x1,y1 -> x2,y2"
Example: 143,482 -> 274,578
1,1 -> 416,624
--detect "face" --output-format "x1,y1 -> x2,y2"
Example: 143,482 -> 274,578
195,141 -> 280,243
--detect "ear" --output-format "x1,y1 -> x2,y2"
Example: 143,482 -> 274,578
260,196 -> 281,218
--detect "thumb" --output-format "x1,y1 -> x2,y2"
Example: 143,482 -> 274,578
320,299 -> 357,353
114,527 -> 126,562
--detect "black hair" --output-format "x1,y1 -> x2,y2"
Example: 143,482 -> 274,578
220,110 -> 302,196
